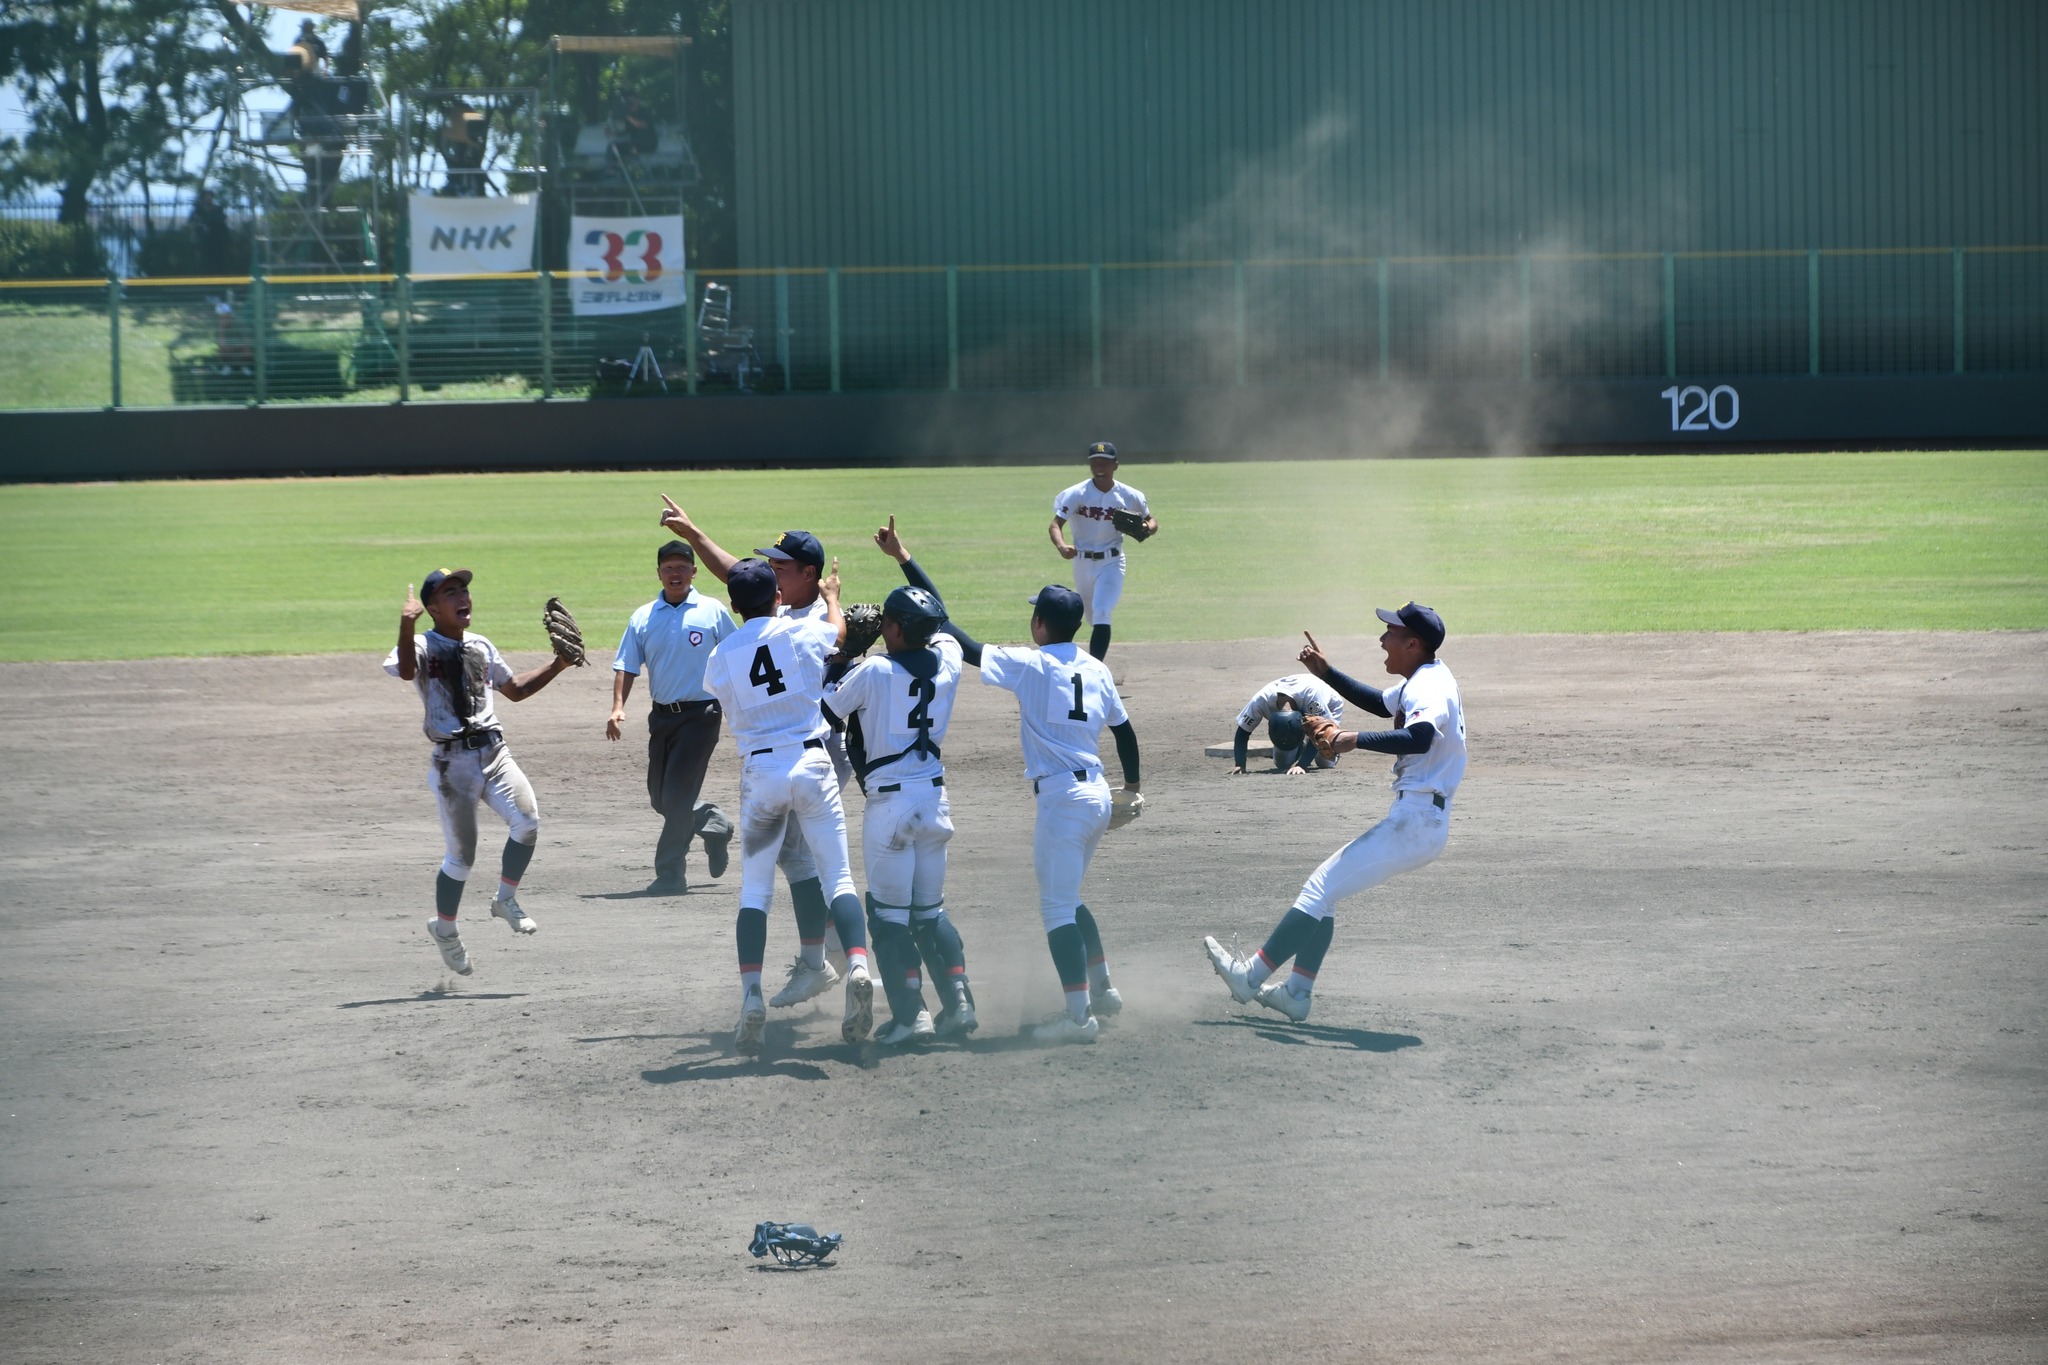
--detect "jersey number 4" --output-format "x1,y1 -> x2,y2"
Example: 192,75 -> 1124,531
749,644 -> 787,696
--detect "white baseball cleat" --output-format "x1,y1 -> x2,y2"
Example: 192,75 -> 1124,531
1204,936 -> 1257,1004
490,893 -> 537,934
876,1010 -> 936,1046
1254,980 -> 1312,1023
735,987 -> 768,1057
427,919 -> 472,976
841,958 -> 874,1044
767,955 -> 841,1008
1030,1014 -> 1100,1045
1090,985 -> 1124,1019
935,1001 -> 979,1038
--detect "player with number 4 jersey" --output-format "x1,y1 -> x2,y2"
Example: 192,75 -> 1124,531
704,558 -> 875,1056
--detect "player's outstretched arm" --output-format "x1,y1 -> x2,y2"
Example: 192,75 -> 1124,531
877,515 -> 985,665
1300,631 -> 1391,717
1109,719 -> 1141,793
819,556 -> 847,648
499,653 -> 571,703
659,494 -> 739,582
395,584 -> 424,680
1229,724 -> 1253,774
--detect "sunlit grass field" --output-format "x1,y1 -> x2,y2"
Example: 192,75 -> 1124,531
1,450 -> 2042,661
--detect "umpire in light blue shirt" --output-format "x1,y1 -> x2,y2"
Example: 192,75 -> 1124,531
607,539 -> 737,895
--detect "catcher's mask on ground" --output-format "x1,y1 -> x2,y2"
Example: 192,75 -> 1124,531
1267,708 -> 1307,768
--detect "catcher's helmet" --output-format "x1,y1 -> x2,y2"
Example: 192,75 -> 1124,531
1267,709 -> 1307,768
883,585 -> 948,640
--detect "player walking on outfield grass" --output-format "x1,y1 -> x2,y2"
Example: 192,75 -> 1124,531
1050,441 -> 1157,662
658,495 -> 854,1008
703,558 -> 876,1056
1205,607 -> 1465,1022
1228,673 -> 1346,776
607,539 -> 735,895
386,569 -> 571,976
894,534 -> 1144,1044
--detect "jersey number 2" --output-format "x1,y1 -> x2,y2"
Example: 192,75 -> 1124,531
906,676 -> 935,728
749,645 -> 787,696
1067,673 -> 1087,720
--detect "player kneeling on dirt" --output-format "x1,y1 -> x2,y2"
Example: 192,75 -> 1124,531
386,569 -> 575,976
1205,607 -> 1465,1022
824,569 -> 976,1045
1227,672 -> 1346,776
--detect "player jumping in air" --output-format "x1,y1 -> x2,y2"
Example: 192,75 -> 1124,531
386,569 -> 572,976
1205,607 -> 1465,1022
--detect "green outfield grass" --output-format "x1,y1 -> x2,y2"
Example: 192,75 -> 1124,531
1,450 -> 2043,662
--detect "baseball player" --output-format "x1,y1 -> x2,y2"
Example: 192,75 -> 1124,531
822,568 -> 970,1046
657,496 -> 852,1009
385,569 -> 571,976
1204,606 -> 1465,1022
704,558 -> 876,1056
1228,672 -> 1346,776
1050,440 -> 1157,661
896,552 -> 1144,1045
607,538 -> 736,895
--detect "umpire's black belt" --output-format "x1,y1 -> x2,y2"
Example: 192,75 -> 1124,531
875,776 -> 944,793
653,698 -> 717,715
435,728 -> 502,753
1082,548 -> 1120,560
751,737 -> 826,756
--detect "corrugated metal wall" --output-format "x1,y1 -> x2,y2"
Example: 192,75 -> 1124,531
733,0 -> 2045,267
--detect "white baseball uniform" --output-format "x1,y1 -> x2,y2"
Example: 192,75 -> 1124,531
704,613 -> 858,913
825,633 -> 965,919
980,641 -> 1129,930
1054,477 -> 1149,625
384,630 -> 540,880
1237,673 -> 1346,769
1293,660 -> 1466,919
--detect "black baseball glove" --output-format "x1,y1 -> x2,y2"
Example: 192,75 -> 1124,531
542,596 -> 587,666
1109,509 -> 1154,542
838,602 -> 885,659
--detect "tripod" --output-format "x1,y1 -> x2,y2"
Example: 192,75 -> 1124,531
626,333 -> 668,393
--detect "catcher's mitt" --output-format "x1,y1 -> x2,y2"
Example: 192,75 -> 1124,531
1302,715 -> 1342,759
542,596 -> 587,666
1108,787 -> 1145,830
1109,509 -> 1154,542
838,602 -> 884,659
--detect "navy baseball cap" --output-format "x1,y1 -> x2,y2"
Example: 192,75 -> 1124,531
1085,440 -> 1118,463
1027,584 -> 1085,634
727,558 -> 780,614
1375,602 -> 1445,652
755,530 -> 825,570
656,538 -> 694,563
421,567 -> 473,601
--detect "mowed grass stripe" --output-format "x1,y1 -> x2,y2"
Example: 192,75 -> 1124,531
1,450 -> 2042,662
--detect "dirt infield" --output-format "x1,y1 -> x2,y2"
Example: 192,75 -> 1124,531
2,633 -> 2043,1362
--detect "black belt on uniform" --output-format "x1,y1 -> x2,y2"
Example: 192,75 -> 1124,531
1082,548 -> 1121,560
1032,768 -> 1096,794
653,698 -> 716,715
875,776 -> 944,793
435,728 -> 502,752
751,737 -> 826,756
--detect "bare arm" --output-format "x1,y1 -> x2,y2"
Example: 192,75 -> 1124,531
1049,515 -> 1077,559
820,556 -> 847,648
498,655 -> 570,703
660,494 -> 740,583
607,669 -> 635,740
395,584 -> 424,680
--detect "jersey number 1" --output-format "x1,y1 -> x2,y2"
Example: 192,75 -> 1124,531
1067,673 -> 1087,720
749,644 -> 787,696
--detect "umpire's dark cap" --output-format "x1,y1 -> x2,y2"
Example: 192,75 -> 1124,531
657,538 -> 695,564
421,567 -> 473,601
755,530 -> 825,570
1376,602 -> 1445,652
1027,584 -> 1086,633
727,558 -> 780,614
1085,440 -> 1118,463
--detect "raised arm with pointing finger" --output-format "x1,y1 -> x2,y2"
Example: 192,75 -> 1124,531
659,494 -> 741,583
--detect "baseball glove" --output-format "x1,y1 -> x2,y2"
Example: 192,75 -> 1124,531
1109,509 -> 1154,542
1108,788 -> 1145,830
542,596 -> 587,666
1302,715 -> 1342,759
838,602 -> 884,659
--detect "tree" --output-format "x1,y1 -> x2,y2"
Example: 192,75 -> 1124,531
0,1 -> 232,222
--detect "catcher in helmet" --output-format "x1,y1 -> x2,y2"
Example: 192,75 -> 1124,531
822,546 -> 979,1044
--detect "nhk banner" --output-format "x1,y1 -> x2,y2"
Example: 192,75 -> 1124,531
569,214 -> 686,315
407,193 -> 536,274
